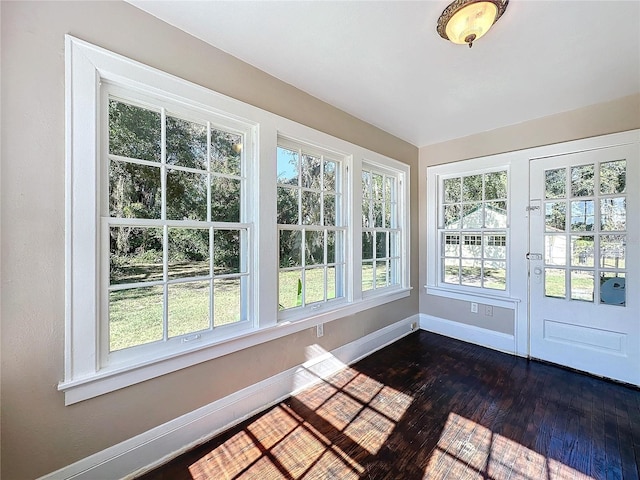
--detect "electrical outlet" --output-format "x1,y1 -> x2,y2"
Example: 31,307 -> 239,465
485,305 -> 493,316
471,302 -> 478,313
316,324 -> 324,338
410,321 -> 418,331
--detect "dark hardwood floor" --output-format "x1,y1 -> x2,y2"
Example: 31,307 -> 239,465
138,331 -> 640,480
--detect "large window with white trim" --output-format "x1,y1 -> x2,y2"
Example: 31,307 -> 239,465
63,36 -> 411,405
438,169 -> 509,291
276,139 -> 346,315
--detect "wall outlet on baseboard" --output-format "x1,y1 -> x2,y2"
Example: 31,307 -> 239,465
316,324 -> 324,338
485,305 -> 493,316
410,322 -> 418,331
471,302 -> 479,313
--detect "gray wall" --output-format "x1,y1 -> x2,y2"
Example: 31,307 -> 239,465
418,94 -> 640,332
0,2 -> 419,478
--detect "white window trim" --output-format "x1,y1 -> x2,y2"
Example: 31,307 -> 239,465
62,36 -> 411,405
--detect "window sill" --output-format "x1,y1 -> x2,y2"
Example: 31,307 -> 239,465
58,287 -> 412,405
425,285 -> 520,309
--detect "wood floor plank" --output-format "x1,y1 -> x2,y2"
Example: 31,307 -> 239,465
138,331 -> 640,480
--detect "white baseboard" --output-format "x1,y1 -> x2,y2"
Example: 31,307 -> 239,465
419,313 -> 515,354
40,315 -> 419,480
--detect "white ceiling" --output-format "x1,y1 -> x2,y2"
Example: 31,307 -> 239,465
128,1 -> 640,147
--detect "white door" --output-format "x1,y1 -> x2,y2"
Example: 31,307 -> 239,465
529,143 -> 640,385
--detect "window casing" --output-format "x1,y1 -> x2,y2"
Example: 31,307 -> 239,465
62,36 -> 411,404
438,169 -> 510,293
276,139 -> 347,319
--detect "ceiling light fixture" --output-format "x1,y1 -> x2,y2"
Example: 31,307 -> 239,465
437,0 -> 509,48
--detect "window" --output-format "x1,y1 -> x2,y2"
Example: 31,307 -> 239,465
439,169 -> 509,291
362,165 -> 402,292
62,36 -> 410,404
276,139 -> 346,316
104,87 -> 252,366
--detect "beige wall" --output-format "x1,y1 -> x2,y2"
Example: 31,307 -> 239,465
0,2 -> 419,478
418,94 -> 640,330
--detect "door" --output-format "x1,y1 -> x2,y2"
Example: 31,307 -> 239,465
529,143 -> 640,385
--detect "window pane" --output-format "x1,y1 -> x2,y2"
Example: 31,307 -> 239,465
301,191 -> 321,225
110,226 -> 163,285
485,201 -> 507,228
280,230 -> 302,268
376,231 -> 387,259
327,231 -> 336,264
362,261 -> 374,291
372,173 -> 384,227
389,258 -> 400,286
483,261 -> 506,290
214,229 -> 242,274
600,273 -> 625,306
211,176 -> 241,222
461,259 -> 482,287
109,161 -> 162,219
571,270 -> 594,302
168,228 -> 209,279
389,231 -> 400,257
461,234 -> 482,258
277,147 -> 299,185
375,260 -> 388,287
166,116 -> 207,169
484,171 -> 507,200
571,164 -> 595,197
600,197 -> 626,231
443,258 -> 460,285
362,232 -> 374,260
210,129 -> 241,176
571,235 -> 594,267
362,171 -> 372,228
324,193 -> 336,226
168,281 -> 210,337
443,233 -> 460,257
214,277 -> 242,326
600,160 -> 626,194
302,154 -> 321,189
545,235 -> 566,266
570,200 -> 595,231
277,186 -> 299,225
443,177 -> 461,203
483,234 -> 506,259
108,99 -> 161,162
443,204 -> 461,229
324,160 -> 336,191
327,266 -> 337,300
545,268 -> 565,298
279,270 -> 302,310
462,175 -> 483,202
305,268 -> 325,304
109,286 -> 163,352
545,202 -> 566,232
600,235 -> 626,269
545,168 -> 566,199
305,230 -> 324,266
166,169 -> 207,221
462,204 -> 483,228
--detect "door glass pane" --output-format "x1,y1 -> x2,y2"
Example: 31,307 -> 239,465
571,164 -> 595,197
545,168 -> 566,199
600,197 -> 626,231
545,235 -> 566,266
571,270 -> 594,302
571,235 -> 594,267
168,281 -> 210,337
545,202 -> 566,232
600,273 -> 625,306
600,160 -> 626,194
570,200 -> 595,231
600,235 -> 626,269
545,268 -> 565,298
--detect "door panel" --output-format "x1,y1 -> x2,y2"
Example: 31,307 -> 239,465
529,144 -> 639,385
